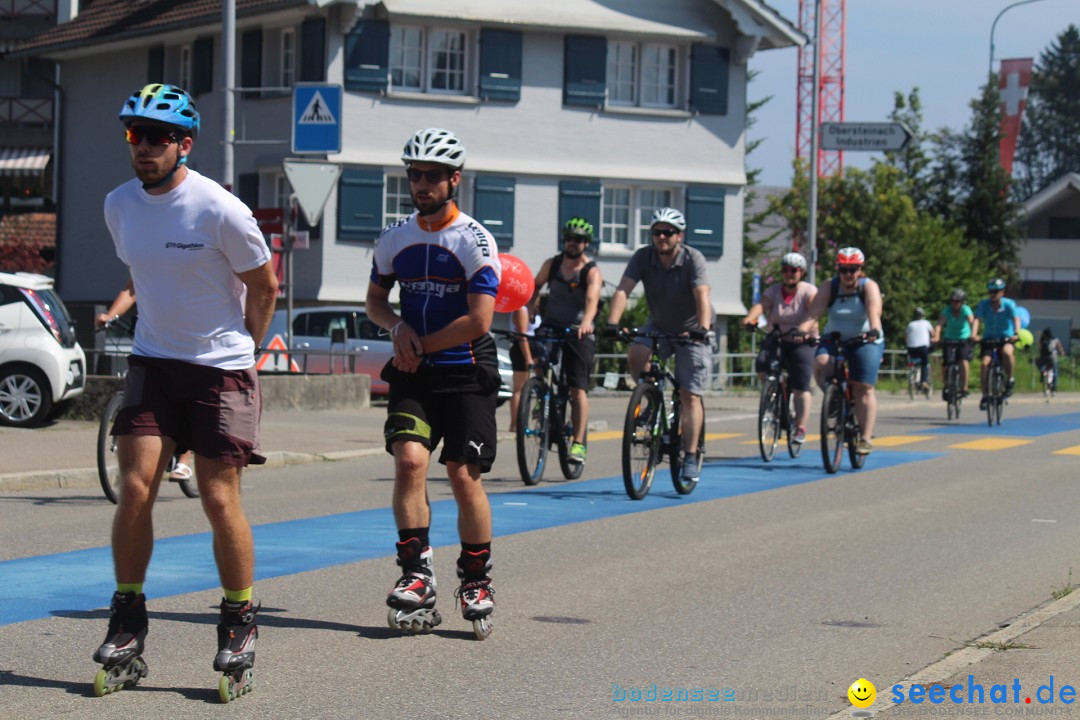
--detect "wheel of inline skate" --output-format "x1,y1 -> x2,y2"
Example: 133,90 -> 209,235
93,667 -> 110,697
93,657 -> 147,696
219,668 -> 254,703
471,616 -> 494,640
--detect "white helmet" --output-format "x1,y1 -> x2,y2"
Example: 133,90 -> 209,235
401,127 -> 466,169
650,207 -> 686,231
781,252 -> 807,271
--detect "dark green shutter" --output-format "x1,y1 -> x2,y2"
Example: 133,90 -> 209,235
564,36 -> 606,108
240,29 -> 262,99
474,176 -> 516,248
478,29 -> 522,102
345,19 -> 389,93
338,168 -> 384,242
685,185 -> 725,257
558,180 -> 602,247
147,45 -> 164,83
689,45 -> 729,115
300,18 -> 326,82
192,37 -> 214,96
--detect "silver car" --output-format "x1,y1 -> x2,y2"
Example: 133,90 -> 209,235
265,306 -> 511,402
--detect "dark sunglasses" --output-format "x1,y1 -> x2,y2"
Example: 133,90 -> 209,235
563,234 -> 589,244
125,126 -> 180,146
781,266 -> 801,273
838,266 -> 861,274
651,228 -> 678,238
406,168 -> 448,184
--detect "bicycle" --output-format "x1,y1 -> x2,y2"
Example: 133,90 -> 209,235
906,352 -> 931,400
509,327 -> 587,486
95,319 -> 198,503
614,329 -> 707,500
753,326 -> 813,462
1040,362 -> 1056,401
940,341 -> 967,421
819,332 -> 873,474
980,337 -> 1015,427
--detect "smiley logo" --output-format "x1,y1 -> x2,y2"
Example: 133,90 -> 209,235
848,678 -> 876,708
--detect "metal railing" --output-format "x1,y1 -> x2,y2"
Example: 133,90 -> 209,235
0,97 -> 54,127
83,345 -> 370,376
0,0 -> 54,19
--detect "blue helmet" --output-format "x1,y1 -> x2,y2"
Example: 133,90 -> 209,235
987,278 -> 1006,292
119,84 -> 200,137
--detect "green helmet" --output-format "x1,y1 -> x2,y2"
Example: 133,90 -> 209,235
563,217 -> 594,239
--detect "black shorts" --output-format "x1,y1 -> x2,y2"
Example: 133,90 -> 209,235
558,335 -> 596,391
381,363 -> 499,473
942,340 -> 973,365
754,340 -> 815,392
509,340 -> 538,371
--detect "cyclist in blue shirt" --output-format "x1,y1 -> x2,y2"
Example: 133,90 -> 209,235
972,278 -> 1021,409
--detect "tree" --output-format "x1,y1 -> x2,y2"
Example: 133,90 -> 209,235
1014,25 -> 1080,199
883,88 -> 933,211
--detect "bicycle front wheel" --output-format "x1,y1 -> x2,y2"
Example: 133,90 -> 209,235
847,414 -> 866,470
556,396 -> 586,480
516,377 -> 548,485
622,383 -> 662,500
757,378 -> 781,462
785,386 -> 803,458
820,383 -> 844,474
987,370 -> 999,427
671,401 -> 704,496
97,391 -> 125,504
993,370 -> 1004,425
908,367 -> 917,400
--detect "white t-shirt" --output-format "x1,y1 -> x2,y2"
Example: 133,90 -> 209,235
104,169 -> 272,369
905,319 -> 934,348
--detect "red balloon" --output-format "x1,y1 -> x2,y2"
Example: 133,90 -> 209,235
494,253 -> 534,313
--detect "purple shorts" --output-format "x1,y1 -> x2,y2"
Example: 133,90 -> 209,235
112,355 -> 266,467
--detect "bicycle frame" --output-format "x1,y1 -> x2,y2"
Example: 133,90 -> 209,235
820,333 -> 867,473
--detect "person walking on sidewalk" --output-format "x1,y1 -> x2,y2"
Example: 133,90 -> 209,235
366,128 -> 501,639
93,83 -> 277,695
527,217 -> 603,465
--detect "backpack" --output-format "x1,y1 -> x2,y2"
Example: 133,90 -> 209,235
548,253 -> 603,320
828,276 -> 866,308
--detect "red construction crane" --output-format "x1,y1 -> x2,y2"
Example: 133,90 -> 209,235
796,0 -> 846,178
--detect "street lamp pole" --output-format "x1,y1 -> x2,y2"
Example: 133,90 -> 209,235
989,0 -> 1049,79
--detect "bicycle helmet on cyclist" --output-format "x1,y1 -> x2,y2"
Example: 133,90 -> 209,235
650,207 -> 686,232
836,247 -> 865,266
119,83 -> 200,137
401,127 -> 466,170
950,288 -> 967,302
563,217 -> 593,240
987,278 -> 1006,292
781,252 -> 807,271
914,307 -> 925,319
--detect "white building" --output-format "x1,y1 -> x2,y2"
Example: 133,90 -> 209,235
15,0 -> 803,349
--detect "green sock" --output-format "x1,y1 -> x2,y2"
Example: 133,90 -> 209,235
116,583 -> 143,595
223,587 -> 253,603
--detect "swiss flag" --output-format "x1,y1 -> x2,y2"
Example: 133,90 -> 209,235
998,58 -> 1034,176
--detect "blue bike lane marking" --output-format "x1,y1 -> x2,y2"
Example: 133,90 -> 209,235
921,411 -> 1080,437
0,451 -> 938,626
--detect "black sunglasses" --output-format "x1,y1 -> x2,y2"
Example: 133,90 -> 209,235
838,266 -> 861,274
125,126 -> 180,146
651,228 -> 678,238
781,266 -> 800,273
563,234 -> 589,243
407,168 -> 448,184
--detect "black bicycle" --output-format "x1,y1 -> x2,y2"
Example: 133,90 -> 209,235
511,327 -> 587,486
980,337 -> 1015,427
754,326 -> 813,462
820,332 -> 873,474
615,329 -> 707,500
96,319 -> 198,503
941,340 -> 967,420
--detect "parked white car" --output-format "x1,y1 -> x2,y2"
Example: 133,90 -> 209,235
0,272 -> 86,427
266,306 -> 512,402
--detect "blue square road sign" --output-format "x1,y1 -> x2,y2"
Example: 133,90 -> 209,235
292,84 -> 342,154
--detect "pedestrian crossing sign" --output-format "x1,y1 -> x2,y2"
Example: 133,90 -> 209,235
292,84 -> 342,154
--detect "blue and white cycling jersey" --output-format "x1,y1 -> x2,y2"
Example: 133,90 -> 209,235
370,206 -> 501,367
974,297 -> 1018,340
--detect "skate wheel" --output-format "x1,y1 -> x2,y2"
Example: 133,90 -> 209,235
93,668 -> 109,697
387,607 -> 399,630
219,668 -> 254,703
472,616 -> 494,641
93,657 -> 147,696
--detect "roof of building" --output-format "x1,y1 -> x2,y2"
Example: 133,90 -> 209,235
0,212 -> 56,249
1024,173 -> 1080,217
12,0 -> 308,57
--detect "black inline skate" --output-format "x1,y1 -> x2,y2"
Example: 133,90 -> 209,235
92,591 -> 149,696
387,538 -> 441,633
456,551 -> 495,640
214,598 -> 258,703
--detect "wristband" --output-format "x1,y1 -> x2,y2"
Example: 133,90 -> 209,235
254,346 -> 263,357
390,320 -> 404,338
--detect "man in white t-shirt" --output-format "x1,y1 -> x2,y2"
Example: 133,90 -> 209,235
905,308 -> 935,391
91,84 -> 277,698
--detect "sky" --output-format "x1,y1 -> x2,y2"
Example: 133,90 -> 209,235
747,0 -> 1080,187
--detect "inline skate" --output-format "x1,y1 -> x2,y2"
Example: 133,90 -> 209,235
215,598 -> 258,703
92,591 -> 149,696
387,539 -> 441,633
456,552 -> 495,640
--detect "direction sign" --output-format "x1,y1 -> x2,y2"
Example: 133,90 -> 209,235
283,159 -> 342,226
820,122 -> 914,152
292,83 -> 342,154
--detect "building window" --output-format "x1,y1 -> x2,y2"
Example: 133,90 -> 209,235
389,26 -> 468,94
281,29 -> 295,88
601,187 -> 674,248
385,175 -> 412,224
606,41 -> 678,108
179,45 -> 191,90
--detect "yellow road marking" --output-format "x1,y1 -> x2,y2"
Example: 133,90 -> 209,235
589,431 -> 747,442
741,434 -> 820,445
949,437 -> 1032,451
870,435 -> 934,447
706,433 -> 745,441
1054,446 -> 1080,456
